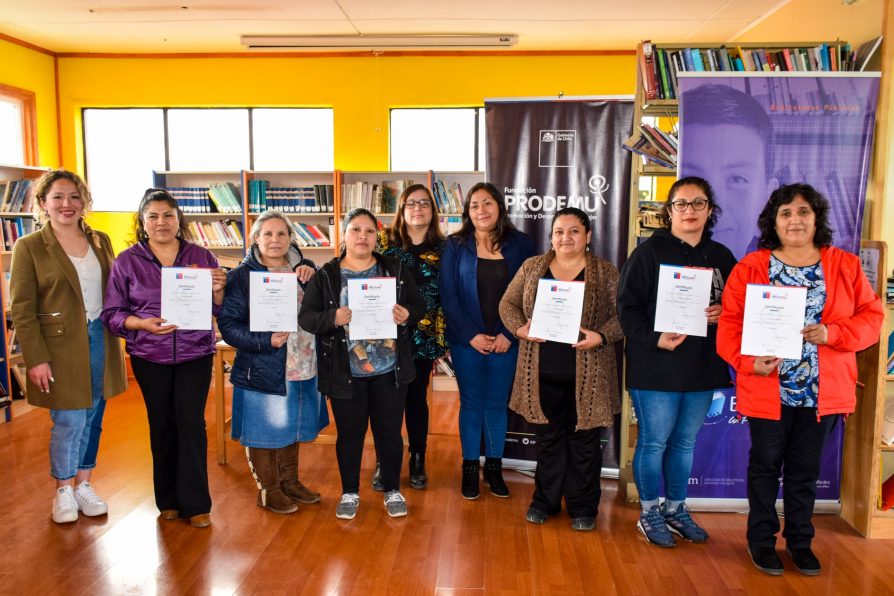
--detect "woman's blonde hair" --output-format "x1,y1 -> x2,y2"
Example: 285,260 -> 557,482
32,169 -> 93,225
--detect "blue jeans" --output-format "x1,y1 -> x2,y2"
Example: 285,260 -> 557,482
231,378 -> 329,448
49,319 -> 106,480
630,389 -> 713,503
450,342 -> 518,460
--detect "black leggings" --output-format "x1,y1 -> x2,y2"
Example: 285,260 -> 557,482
404,358 -> 433,454
131,354 -> 213,517
330,372 -> 407,493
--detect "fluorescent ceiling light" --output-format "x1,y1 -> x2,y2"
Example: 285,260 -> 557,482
240,34 -> 518,50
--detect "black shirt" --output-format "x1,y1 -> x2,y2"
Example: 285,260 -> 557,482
539,267 -> 585,378
477,258 -> 510,335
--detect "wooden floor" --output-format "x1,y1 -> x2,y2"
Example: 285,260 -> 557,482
2,385 -> 894,595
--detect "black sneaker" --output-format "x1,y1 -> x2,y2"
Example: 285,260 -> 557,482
748,545 -> 784,576
409,452 -> 427,490
525,507 -> 548,524
786,546 -> 821,576
371,462 -> 384,492
571,517 -> 596,531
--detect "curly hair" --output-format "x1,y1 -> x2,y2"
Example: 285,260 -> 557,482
757,183 -> 833,250
658,176 -> 721,235
32,169 -> 93,225
132,188 -> 189,245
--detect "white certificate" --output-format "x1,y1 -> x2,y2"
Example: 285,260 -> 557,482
741,284 -> 807,360
160,267 -> 213,331
529,279 -> 586,345
653,264 -> 714,337
347,277 -> 397,340
249,271 -> 298,332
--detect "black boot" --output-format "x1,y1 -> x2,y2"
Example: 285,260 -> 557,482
461,459 -> 480,500
409,451 -> 427,490
371,461 -> 385,492
483,457 -> 509,498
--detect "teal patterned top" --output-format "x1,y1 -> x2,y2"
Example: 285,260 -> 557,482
378,229 -> 448,361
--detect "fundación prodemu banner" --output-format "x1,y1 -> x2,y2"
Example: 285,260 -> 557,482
678,73 -> 880,501
485,98 -> 634,468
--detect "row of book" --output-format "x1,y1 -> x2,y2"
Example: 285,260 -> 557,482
431,178 -> 464,214
622,123 -> 678,169
1,217 -> 36,251
247,180 -> 335,214
164,184 -> 243,214
640,38 -> 883,101
182,219 -> 244,248
341,179 -> 413,214
887,275 -> 893,304
0,179 -> 34,213
291,221 -> 333,248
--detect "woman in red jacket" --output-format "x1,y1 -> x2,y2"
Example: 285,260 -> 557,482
717,183 -> 883,577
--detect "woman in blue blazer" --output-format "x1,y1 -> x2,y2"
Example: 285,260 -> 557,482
441,182 -> 534,500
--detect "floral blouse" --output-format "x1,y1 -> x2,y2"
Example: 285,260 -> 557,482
377,229 -> 447,361
769,254 -> 826,408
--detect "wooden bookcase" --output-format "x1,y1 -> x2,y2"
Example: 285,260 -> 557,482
0,164 -> 48,419
242,170 -> 338,268
152,170 -> 247,267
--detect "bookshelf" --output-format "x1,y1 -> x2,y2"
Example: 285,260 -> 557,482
243,170 -> 338,268
0,164 -> 48,419
840,240 -> 894,538
621,39 -> 860,501
151,171 -> 247,264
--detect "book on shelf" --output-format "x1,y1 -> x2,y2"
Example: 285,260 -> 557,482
290,222 -> 331,248
341,178 -> 415,214
183,219 -> 244,248
637,201 -> 665,230
0,179 -> 34,213
433,178 -> 465,214
1,217 -> 36,250
640,40 -> 864,100
621,129 -> 676,169
207,183 -> 242,214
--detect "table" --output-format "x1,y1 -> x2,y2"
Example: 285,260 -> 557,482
213,341 -> 236,465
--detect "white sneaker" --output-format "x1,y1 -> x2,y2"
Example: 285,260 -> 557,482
74,481 -> 109,517
52,486 -> 79,524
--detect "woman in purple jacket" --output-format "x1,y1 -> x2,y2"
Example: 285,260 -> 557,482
101,189 -> 226,528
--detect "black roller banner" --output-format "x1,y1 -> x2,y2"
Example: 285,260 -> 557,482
485,98 -> 633,469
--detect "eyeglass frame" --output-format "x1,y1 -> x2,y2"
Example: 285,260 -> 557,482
404,199 -> 433,210
669,198 -> 711,213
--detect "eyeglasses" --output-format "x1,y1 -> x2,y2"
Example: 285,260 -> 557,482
670,199 -> 710,212
405,199 -> 432,210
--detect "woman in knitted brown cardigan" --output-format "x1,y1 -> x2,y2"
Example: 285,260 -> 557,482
499,207 -> 623,531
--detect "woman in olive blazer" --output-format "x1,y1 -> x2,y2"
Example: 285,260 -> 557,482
9,169 -> 127,524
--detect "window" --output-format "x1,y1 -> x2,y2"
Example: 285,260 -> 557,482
83,108 -> 334,211
390,108 -> 485,171
0,84 -> 38,166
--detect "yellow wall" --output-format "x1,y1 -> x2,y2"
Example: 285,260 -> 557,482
54,53 -> 634,248
0,38 -> 59,167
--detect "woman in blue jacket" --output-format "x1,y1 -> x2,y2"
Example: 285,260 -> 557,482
218,210 -> 328,515
441,182 -> 535,499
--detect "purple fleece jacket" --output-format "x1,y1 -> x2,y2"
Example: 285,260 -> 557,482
101,240 -> 220,364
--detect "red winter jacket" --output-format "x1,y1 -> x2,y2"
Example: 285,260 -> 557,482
716,247 -> 884,420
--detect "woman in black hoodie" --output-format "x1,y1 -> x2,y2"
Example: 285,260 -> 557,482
617,177 -> 736,548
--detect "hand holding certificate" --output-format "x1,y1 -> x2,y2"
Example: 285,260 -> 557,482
740,284 -> 807,360
250,271 -> 298,332
161,267 -> 213,330
653,265 -> 714,337
347,277 -> 397,340
528,279 -> 586,345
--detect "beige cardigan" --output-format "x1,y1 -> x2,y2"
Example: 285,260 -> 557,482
499,250 -> 623,430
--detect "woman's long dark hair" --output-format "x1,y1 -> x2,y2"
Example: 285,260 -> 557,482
386,183 -> 444,249
132,188 -> 189,245
757,183 -> 833,250
450,182 -> 515,252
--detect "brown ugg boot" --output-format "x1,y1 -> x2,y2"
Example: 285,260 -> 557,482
279,442 -> 321,504
246,447 -> 298,514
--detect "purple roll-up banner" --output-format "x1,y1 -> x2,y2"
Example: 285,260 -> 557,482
679,73 -> 880,502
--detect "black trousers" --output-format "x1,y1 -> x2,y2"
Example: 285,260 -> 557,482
531,372 -> 603,519
131,354 -> 213,518
747,405 -> 839,549
404,358 -> 433,454
330,372 -> 407,494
